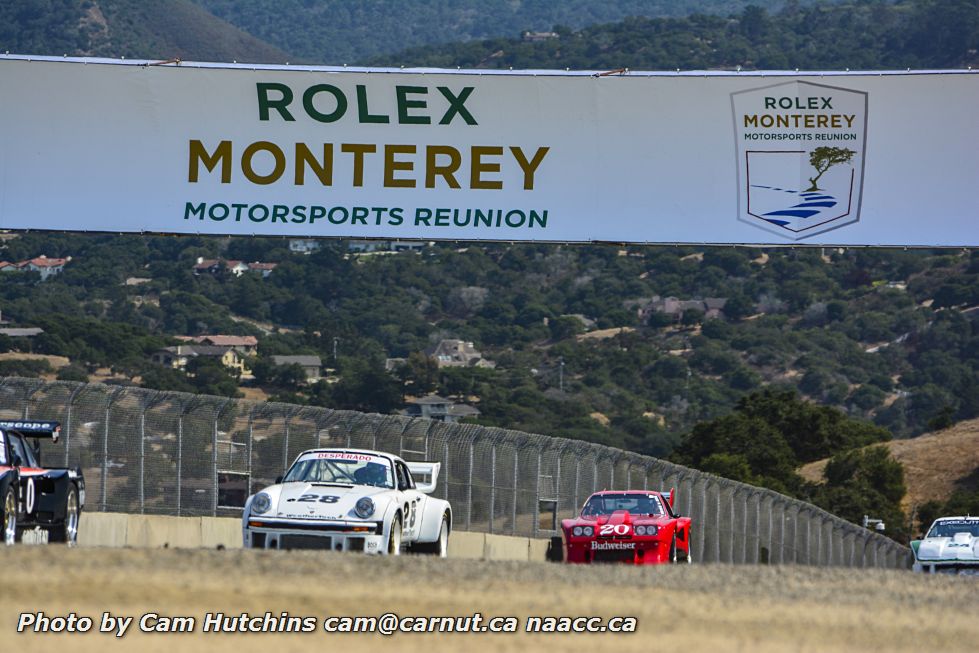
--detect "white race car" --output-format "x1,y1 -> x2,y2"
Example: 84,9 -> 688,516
243,449 -> 451,556
911,516 -> 979,574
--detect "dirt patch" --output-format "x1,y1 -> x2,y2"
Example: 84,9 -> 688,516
575,327 -> 634,341
2,548 -> 976,652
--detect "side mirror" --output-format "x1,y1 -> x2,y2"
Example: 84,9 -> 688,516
275,475 -> 283,484
11,454 -> 22,468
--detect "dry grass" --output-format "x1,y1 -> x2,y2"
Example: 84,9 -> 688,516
1,548 -> 976,652
0,352 -> 69,367
799,418 -> 979,513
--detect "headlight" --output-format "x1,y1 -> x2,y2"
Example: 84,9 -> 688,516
251,493 -> 272,515
645,525 -> 658,536
583,526 -> 594,537
636,525 -> 646,535
572,526 -> 583,537
355,497 -> 375,519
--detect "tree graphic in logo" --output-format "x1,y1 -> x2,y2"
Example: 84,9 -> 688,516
806,146 -> 856,192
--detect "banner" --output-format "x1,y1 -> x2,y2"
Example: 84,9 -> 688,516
0,56 -> 976,246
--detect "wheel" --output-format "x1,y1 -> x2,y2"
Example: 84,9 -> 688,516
668,533 -> 678,564
51,485 -> 79,545
386,514 -> 402,556
2,487 -> 16,546
414,515 -> 449,557
546,535 -> 565,563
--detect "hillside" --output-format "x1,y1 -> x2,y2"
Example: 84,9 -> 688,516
0,0 -> 290,62
384,1 -> 979,71
799,419 -> 979,514
193,0 -> 845,66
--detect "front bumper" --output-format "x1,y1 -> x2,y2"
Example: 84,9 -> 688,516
912,559 -> 979,575
565,537 -> 670,564
244,517 -> 386,554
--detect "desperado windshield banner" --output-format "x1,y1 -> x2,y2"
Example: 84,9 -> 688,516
0,56 -> 976,246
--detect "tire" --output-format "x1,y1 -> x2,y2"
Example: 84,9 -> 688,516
2,486 -> 16,546
668,533 -> 678,564
51,485 -> 80,546
414,515 -> 449,557
546,535 -> 565,563
387,514 -> 402,556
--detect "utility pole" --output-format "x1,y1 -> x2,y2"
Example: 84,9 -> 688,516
559,357 -> 565,392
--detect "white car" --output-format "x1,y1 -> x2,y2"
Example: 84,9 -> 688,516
911,516 -> 979,574
243,448 -> 451,556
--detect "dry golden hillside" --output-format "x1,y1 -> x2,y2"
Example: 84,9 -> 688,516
799,418 -> 979,514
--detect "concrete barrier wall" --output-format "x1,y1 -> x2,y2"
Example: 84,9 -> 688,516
78,512 -> 551,561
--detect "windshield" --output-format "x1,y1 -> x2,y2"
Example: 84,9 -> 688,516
283,451 -> 394,489
581,493 -> 664,517
926,519 -> 979,538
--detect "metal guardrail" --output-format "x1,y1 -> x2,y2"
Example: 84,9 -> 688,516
0,377 -> 911,568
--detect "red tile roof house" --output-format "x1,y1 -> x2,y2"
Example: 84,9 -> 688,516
246,262 -> 278,278
23,256 -> 71,280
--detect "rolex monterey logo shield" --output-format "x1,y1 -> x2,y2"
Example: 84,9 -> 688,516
732,81 -> 867,240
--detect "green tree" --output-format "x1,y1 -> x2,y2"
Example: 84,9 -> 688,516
806,147 -> 856,191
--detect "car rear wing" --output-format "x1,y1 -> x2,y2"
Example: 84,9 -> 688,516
660,487 -> 675,509
407,461 -> 441,494
0,420 -> 61,443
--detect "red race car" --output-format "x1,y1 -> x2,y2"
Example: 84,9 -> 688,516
556,489 -> 692,564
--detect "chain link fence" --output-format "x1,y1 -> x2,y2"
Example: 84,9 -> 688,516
1,377 -> 910,568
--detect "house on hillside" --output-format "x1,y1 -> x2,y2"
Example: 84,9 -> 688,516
402,395 -> 480,423
246,262 -> 278,278
1,255 -> 71,280
289,239 -> 321,255
152,345 -> 251,377
175,335 -> 258,356
424,339 -> 495,369
271,355 -> 322,383
637,295 -> 728,324
522,31 -> 559,42
193,257 -> 277,278
192,258 -> 223,275
346,240 -> 430,253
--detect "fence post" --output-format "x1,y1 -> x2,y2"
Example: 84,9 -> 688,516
442,440 -> 449,502
466,439 -> 474,531
63,384 -> 83,467
100,406 -> 110,512
511,446 -> 518,536
533,447 -> 542,538
176,414 -> 183,517
489,444 -> 496,534
247,412 -> 254,498
139,409 -> 146,514
282,419 -> 291,471
573,456 -> 580,513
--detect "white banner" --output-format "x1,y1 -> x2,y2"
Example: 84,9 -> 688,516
0,56 -> 976,246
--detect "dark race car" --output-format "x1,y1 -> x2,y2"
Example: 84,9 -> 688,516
0,420 -> 84,545
555,489 -> 692,564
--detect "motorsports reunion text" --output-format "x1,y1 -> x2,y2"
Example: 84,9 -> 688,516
16,611 -> 637,636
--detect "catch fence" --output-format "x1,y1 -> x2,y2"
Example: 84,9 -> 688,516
0,378 -> 910,568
